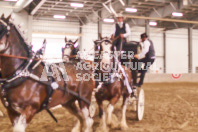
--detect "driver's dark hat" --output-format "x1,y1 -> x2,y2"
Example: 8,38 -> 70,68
141,33 -> 148,39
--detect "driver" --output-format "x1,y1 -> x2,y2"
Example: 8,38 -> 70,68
111,13 -> 133,95
134,33 -> 155,87
112,13 -> 131,52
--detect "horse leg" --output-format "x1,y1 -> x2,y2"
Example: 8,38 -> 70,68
0,110 -> 3,116
7,105 -> 37,132
79,101 -> 94,132
107,95 -> 120,127
62,102 -> 83,132
120,94 -> 129,130
95,97 -> 108,132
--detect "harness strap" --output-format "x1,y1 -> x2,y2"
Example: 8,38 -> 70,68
46,109 -> 58,123
0,28 -> 8,40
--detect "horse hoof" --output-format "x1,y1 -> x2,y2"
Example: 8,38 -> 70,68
0,111 -> 3,117
121,124 -> 129,130
107,114 -> 119,129
71,127 -> 81,132
96,126 -> 109,132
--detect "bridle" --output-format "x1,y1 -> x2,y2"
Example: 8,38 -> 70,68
63,41 -> 75,58
0,19 -> 31,82
0,19 -> 10,53
94,38 -> 113,56
64,41 -> 74,48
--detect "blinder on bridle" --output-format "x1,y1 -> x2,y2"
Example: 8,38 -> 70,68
65,42 -> 73,48
0,19 -> 10,52
94,38 -> 113,52
0,21 -> 9,39
64,38 -> 78,49
94,39 -> 112,45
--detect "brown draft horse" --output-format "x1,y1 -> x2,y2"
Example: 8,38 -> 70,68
93,35 -> 133,131
0,14 -> 94,132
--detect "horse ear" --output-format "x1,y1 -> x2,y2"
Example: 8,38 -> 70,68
73,39 -> 78,44
65,37 -> 67,43
1,14 -> 4,19
99,33 -> 103,40
5,14 -> 11,22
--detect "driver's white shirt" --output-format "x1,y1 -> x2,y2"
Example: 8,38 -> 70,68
112,22 -> 131,38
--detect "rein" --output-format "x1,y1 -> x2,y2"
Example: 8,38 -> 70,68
0,54 -> 77,60
0,53 -> 31,60
112,36 -> 120,42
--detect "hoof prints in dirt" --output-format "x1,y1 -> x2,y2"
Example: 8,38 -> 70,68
0,83 -> 198,132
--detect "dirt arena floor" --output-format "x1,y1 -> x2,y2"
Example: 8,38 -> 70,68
0,83 -> 198,132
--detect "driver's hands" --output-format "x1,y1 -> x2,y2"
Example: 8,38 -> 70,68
120,34 -> 124,39
134,54 -> 139,59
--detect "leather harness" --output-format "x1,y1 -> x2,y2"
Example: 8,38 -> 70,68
0,20 -> 90,123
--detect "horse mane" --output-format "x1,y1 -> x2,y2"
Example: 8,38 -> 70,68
0,17 -> 31,56
11,23 -> 31,57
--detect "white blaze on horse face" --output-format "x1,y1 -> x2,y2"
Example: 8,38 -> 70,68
101,42 -> 112,64
63,47 -> 72,56
13,115 -> 27,132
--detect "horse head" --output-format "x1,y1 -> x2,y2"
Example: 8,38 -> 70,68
94,34 -> 114,69
62,37 -> 78,61
0,14 -> 11,53
94,34 -> 114,55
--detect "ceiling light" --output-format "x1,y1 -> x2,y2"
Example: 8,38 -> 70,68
53,15 -> 66,19
149,21 -> 157,26
125,8 -> 137,12
70,3 -> 84,8
103,18 -> 115,23
172,12 -> 183,17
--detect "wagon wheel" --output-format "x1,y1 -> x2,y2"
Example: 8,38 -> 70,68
136,88 -> 145,121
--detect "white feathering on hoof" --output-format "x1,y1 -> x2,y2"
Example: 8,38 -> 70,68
96,113 -> 109,132
121,98 -> 129,130
82,107 -> 94,132
107,104 -> 119,129
71,120 -> 81,132
107,104 -> 114,125
13,115 -> 27,132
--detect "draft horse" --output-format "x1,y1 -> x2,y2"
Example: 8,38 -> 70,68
0,14 -> 94,132
93,35 -> 133,131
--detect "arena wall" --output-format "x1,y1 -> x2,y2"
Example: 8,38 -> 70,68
144,73 -> 198,83
29,19 -> 198,74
